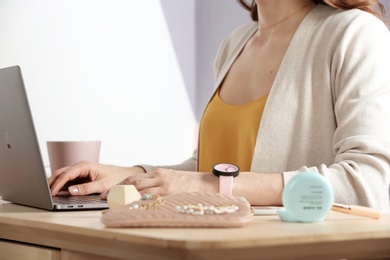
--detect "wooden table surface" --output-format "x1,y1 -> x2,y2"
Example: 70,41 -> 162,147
0,199 -> 389,260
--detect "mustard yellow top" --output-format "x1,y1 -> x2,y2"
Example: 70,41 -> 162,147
198,89 -> 268,172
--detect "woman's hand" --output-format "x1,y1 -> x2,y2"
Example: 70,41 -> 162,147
48,161 -> 145,196
100,168 -> 218,199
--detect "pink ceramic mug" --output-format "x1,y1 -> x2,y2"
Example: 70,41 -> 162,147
47,141 -> 101,174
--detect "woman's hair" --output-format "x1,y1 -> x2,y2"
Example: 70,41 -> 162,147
236,0 -> 388,25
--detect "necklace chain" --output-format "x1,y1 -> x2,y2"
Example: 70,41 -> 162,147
258,3 -> 314,32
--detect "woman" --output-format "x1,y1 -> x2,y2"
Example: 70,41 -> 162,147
49,0 -> 390,210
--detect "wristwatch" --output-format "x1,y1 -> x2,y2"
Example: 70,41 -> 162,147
212,163 -> 240,195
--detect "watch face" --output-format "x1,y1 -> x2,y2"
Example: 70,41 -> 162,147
214,163 -> 239,172
212,163 -> 240,177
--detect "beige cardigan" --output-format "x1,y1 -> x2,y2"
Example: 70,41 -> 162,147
142,4 -> 390,210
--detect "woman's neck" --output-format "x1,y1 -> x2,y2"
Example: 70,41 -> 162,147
255,0 -> 316,32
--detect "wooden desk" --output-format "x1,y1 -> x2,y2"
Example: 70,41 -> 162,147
0,200 -> 389,260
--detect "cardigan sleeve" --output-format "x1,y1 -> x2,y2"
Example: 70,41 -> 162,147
283,12 -> 390,210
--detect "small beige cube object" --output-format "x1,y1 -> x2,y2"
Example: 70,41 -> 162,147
107,185 -> 141,209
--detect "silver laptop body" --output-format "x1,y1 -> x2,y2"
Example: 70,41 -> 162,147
0,66 -> 107,210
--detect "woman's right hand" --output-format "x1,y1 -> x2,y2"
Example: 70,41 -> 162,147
48,161 -> 145,197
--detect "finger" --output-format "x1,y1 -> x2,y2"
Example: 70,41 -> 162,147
50,167 -> 80,196
138,187 -> 167,196
47,166 -> 69,186
133,178 -> 160,191
68,180 -> 106,196
100,190 -> 109,200
50,165 -> 93,196
119,172 -> 157,187
117,172 -> 152,185
56,191 -> 71,196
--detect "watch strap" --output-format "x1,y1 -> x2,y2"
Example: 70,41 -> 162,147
219,175 -> 234,195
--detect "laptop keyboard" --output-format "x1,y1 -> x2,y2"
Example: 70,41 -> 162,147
53,195 -> 105,205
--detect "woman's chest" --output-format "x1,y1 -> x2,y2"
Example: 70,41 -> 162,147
219,35 -> 293,105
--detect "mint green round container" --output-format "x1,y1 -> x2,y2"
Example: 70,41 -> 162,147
278,172 -> 334,223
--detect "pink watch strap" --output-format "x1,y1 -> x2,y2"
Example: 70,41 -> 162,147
219,175 -> 234,195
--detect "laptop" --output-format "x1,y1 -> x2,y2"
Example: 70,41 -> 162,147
0,65 -> 108,210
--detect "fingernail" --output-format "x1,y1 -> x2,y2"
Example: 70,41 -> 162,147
69,186 -> 79,194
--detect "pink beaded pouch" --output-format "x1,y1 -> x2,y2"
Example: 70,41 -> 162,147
101,192 -> 253,228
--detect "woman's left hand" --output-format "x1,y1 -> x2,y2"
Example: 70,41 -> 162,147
100,168 -> 218,199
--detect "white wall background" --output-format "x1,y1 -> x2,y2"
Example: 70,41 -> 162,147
0,0 -> 198,173
0,0 -> 248,174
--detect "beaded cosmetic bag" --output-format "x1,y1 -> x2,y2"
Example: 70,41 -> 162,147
101,192 -> 253,228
